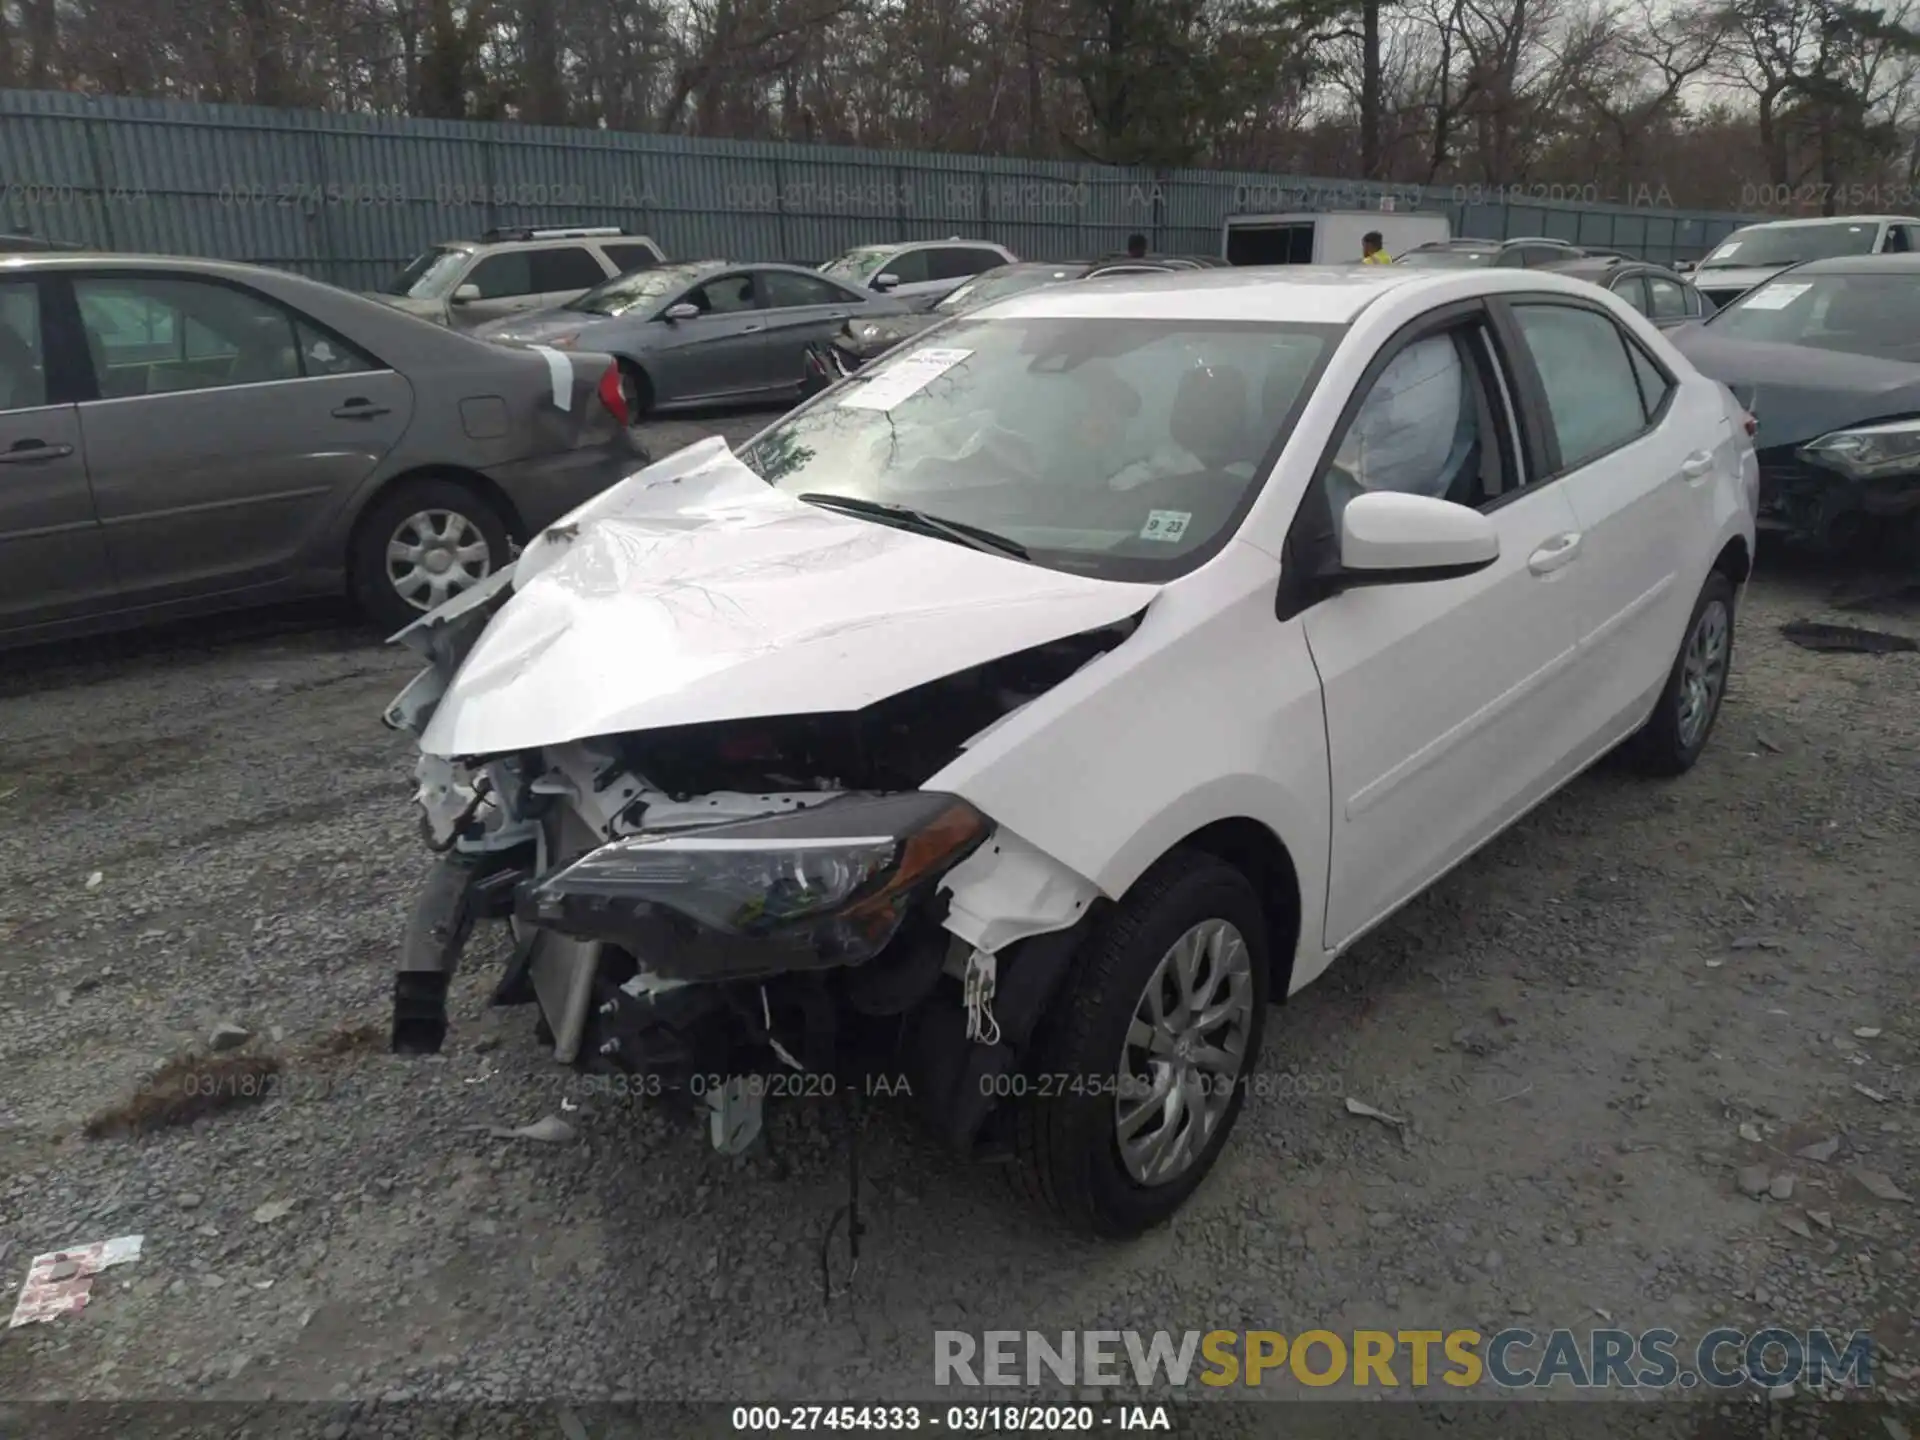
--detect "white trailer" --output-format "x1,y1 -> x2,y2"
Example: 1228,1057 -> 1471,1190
1222,210 -> 1451,266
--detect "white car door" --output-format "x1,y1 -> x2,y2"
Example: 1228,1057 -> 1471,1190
1286,304 -> 1590,949
1500,298 -> 1710,751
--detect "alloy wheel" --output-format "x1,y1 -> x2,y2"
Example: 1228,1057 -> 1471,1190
1677,598 -> 1730,749
1114,918 -> 1256,1187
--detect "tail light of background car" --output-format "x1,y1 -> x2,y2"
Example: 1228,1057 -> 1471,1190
1742,411 -> 1758,438
597,363 -> 630,427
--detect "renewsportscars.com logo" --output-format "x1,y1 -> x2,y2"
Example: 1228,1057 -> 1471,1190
934,1328 -> 1874,1391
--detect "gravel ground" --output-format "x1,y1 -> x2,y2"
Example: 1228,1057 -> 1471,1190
2,409 -> 1918,1432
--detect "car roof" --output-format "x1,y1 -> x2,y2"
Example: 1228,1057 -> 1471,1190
967,263 -> 1600,324
1788,253 -> 1920,276
1726,215 -> 1920,231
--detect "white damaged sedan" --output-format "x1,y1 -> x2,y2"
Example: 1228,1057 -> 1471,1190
384,264 -> 1758,1238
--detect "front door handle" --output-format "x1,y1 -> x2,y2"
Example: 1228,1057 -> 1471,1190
332,400 -> 392,419
1680,450 -> 1714,479
1528,532 -> 1583,575
741,324 -> 764,334
0,439 -> 75,464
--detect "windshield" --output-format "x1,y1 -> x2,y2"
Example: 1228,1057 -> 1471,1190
385,247 -> 470,299
1702,224 -> 1879,270
936,267 -> 1079,314
567,267 -> 699,317
736,316 -> 1340,583
822,247 -> 895,282
1393,249 -> 1494,268
1708,274 -> 1920,361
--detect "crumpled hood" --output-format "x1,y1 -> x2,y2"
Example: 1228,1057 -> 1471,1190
418,438 -> 1160,758
1670,332 -> 1920,448
471,309 -> 604,346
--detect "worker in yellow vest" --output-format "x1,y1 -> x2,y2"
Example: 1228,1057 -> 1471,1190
1361,231 -> 1393,264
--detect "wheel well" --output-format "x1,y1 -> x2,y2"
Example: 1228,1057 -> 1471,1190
614,356 -> 652,406
347,466 -> 530,575
1176,818 -> 1303,1001
1712,535 -> 1752,587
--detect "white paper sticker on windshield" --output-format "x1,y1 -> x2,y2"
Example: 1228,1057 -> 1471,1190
1742,282 -> 1812,310
838,347 -> 973,411
1140,510 -> 1191,543
1711,241 -> 1741,259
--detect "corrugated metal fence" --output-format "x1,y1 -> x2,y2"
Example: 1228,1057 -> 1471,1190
1,89 -> 1768,290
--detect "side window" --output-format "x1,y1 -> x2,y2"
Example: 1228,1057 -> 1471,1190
466,252 -> 533,299
75,276 -> 300,398
1626,342 -> 1674,421
0,280 -> 46,411
1883,225 -> 1913,254
529,247 -> 607,293
1511,303 -> 1652,469
1645,275 -> 1689,320
760,270 -> 852,309
294,318 -> 380,376
875,249 -> 930,286
1494,248 -> 1528,268
602,243 -> 661,274
1324,327 -> 1508,519
1611,275 -> 1651,315
684,274 -> 758,315
961,248 -> 1006,278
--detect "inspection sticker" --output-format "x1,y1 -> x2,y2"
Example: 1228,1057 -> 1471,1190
838,348 -> 973,411
1140,510 -> 1191,543
1742,282 -> 1812,310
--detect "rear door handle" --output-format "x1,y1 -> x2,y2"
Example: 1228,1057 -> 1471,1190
0,440 -> 75,464
1680,450 -> 1714,479
741,324 -> 764,334
1528,532 -> 1583,575
332,399 -> 392,419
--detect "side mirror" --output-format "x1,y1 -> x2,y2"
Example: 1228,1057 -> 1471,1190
872,273 -> 901,292
451,284 -> 481,304
662,302 -> 700,322
1337,491 -> 1499,582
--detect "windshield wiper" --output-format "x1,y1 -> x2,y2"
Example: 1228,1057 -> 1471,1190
797,493 -> 1030,561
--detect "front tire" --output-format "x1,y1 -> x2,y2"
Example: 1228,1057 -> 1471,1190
617,360 -> 653,422
1010,849 -> 1269,1239
1628,570 -> 1737,776
349,477 -> 513,635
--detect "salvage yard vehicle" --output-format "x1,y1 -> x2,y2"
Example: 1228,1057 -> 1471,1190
375,226 -> 669,332
0,253 -> 647,644
1689,215 -> 1920,311
473,261 -> 913,416
834,261 -> 1091,365
385,264 -> 1758,1239
1672,253 -> 1920,557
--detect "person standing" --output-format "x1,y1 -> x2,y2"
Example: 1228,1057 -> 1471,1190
1361,231 -> 1393,264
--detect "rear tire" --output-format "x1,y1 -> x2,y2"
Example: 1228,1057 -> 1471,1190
1627,570 -> 1737,776
1009,849 -> 1269,1239
349,477 -> 513,635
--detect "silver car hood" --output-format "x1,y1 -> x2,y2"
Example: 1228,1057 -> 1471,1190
416,439 -> 1159,758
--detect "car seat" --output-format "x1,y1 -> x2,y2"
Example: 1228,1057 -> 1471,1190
1168,363 -> 1251,476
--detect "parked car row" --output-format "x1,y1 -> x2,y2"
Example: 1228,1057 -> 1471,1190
1,250 -> 646,647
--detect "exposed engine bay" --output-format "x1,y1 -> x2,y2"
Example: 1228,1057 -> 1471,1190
384,563 -> 1139,1276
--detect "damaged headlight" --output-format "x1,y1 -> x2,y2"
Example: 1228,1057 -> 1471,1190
521,792 -> 989,979
1799,418 -> 1920,480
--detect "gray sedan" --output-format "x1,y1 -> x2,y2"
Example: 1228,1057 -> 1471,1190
0,252 -> 647,645
471,261 -> 913,415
